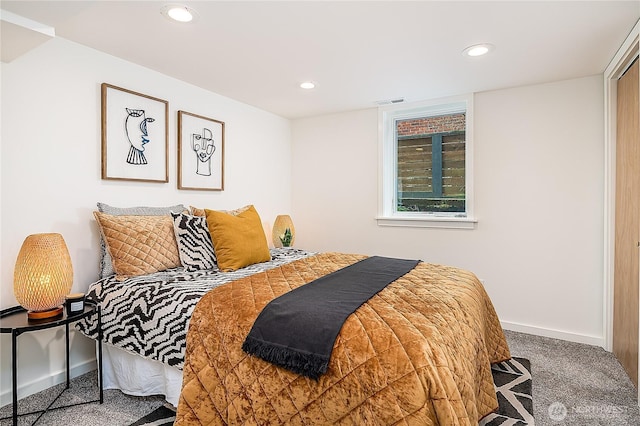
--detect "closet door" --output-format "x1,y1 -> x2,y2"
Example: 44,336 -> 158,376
614,58 -> 639,388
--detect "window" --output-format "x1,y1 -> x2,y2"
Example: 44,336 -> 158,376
378,95 -> 476,229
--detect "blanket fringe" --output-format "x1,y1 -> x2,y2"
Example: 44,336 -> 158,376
242,336 -> 329,380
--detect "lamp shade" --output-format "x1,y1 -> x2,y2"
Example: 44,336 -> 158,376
14,233 -> 73,319
272,215 -> 295,248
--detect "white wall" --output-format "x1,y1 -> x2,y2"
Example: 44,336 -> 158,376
292,75 -> 604,346
0,37 -> 291,404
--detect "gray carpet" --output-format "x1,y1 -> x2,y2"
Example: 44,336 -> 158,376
0,372 -> 166,426
1,330 -> 638,425
505,330 -> 640,425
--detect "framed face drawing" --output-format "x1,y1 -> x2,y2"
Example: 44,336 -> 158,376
101,83 -> 169,182
177,110 -> 225,191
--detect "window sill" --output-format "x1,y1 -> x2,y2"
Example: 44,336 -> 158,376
376,215 -> 477,229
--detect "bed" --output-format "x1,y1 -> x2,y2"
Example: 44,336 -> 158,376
78,203 -> 510,425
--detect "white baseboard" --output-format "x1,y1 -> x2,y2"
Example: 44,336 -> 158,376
501,321 -> 605,348
0,358 -> 97,408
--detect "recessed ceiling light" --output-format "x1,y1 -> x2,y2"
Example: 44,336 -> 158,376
300,82 -> 316,90
161,4 -> 196,23
463,43 -> 494,57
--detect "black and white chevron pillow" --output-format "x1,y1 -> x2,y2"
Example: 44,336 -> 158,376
171,212 -> 217,271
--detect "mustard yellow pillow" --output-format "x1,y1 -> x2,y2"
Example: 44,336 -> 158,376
94,212 -> 181,280
205,205 -> 271,272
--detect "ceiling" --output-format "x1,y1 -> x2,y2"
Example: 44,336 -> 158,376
2,1 -> 639,119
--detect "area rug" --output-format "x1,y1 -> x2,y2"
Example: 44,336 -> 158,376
131,357 -> 533,426
129,405 -> 175,426
480,357 -> 534,425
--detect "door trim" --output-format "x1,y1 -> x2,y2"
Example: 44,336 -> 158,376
604,19 -> 639,363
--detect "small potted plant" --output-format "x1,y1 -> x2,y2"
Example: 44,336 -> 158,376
279,228 -> 293,247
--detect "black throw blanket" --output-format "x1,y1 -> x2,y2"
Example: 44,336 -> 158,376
242,256 -> 420,379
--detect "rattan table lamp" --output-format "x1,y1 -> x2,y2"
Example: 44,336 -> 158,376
272,215 -> 295,248
13,233 -> 73,320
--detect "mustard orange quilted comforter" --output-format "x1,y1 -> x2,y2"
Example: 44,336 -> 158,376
175,253 -> 510,425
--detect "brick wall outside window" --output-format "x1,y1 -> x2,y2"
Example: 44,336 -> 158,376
397,113 -> 465,137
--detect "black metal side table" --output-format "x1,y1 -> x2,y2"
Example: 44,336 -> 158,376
0,300 -> 103,426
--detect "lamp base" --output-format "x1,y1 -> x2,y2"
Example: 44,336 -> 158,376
27,306 -> 63,320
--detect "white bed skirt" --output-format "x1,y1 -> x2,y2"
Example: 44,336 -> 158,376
101,343 -> 183,407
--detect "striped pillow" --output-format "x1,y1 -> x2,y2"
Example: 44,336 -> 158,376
171,212 -> 217,271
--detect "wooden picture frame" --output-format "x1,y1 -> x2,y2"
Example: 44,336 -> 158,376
101,83 -> 169,182
177,110 -> 225,191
